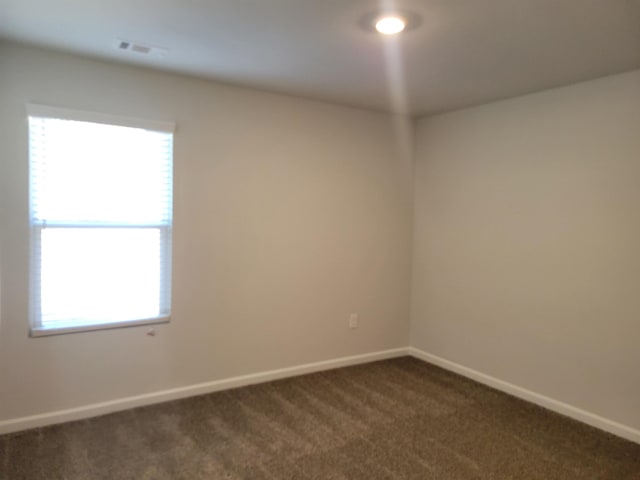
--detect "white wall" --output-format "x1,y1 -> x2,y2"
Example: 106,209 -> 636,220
0,42 -> 413,422
412,69 -> 640,431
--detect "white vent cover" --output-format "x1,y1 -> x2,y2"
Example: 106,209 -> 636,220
113,39 -> 168,58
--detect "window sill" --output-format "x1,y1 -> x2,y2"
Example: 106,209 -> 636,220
30,316 -> 170,337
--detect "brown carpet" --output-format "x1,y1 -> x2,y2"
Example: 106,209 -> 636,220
1,357 -> 639,479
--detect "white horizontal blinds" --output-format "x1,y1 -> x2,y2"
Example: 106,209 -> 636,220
30,118 -> 172,226
29,107 -> 173,332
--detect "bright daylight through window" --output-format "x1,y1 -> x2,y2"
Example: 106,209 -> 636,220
28,105 -> 174,336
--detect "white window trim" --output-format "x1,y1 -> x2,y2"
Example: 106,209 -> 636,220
26,104 -> 176,134
30,317 -> 171,338
27,104 -> 175,337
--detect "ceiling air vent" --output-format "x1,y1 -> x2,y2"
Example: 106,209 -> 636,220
114,39 -> 168,58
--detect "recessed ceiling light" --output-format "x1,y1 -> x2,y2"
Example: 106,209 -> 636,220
359,11 -> 422,35
375,16 -> 406,35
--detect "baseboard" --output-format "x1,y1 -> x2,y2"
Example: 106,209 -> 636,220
0,347 -> 409,435
408,347 -> 640,445
5,346 -> 637,445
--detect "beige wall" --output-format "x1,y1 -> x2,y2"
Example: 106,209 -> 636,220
411,69 -> 640,430
0,42 -> 413,421
2,39 -> 638,436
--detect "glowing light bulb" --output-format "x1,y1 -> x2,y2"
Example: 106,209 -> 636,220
375,16 -> 406,35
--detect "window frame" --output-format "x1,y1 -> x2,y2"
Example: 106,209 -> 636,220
27,104 -> 175,337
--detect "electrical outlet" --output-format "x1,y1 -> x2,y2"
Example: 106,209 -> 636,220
349,313 -> 359,329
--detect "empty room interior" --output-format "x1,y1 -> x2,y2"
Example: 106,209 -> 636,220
1,0 -> 639,478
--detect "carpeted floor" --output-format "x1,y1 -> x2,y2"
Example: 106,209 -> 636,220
1,356 -> 639,479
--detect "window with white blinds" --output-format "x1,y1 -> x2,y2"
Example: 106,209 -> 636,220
28,104 -> 174,336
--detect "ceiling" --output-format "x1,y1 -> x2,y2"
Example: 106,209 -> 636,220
1,0 -> 640,116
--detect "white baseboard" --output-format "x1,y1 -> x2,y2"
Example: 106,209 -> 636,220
408,347 -> 640,445
4,346 -> 638,445
0,347 -> 409,435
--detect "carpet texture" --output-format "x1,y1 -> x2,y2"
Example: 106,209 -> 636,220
1,357 -> 639,479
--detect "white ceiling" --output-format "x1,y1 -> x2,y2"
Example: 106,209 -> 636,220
1,0 -> 639,116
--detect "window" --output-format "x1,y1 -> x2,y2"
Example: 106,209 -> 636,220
28,104 -> 174,336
